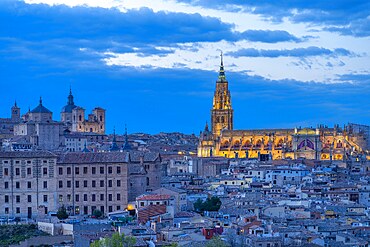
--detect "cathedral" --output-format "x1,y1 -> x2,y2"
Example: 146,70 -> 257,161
61,88 -> 106,134
198,54 -> 370,161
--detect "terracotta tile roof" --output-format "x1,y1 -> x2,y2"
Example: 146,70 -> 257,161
57,151 -> 160,164
137,194 -> 171,201
0,151 -> 57,158
138,205 -> 167,224
57,152 -> 129,164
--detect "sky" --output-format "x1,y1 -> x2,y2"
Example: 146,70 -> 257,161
0,0 -> 369,134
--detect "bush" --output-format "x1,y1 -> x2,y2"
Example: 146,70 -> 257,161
57,206 -> 69,220
92,209 -> 103,218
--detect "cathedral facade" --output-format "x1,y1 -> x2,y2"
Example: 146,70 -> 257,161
198,55 -> 369,161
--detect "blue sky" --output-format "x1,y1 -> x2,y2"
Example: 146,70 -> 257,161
0,0 -> 369,134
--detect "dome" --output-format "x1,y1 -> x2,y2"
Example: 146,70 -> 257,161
61,104 -> 77,113
30,97 -> 52,113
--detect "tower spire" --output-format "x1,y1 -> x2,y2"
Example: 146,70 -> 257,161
123,124 -> 131,150
110,126 -> 119,151
39,96 -> 42,105
67,86 -> 74,105
217,51 -> 226,82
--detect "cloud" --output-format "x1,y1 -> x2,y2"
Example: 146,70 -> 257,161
177,0 -> 370,36
239,30 -> 301,43
227,46 -> 353,58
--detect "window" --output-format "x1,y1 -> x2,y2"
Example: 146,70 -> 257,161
100,167 -> 104,174
28,195 -> 32,203
27,167 -> 32,175
59,195 -> 63,203
16,207 -> 20,214
75,181 -> 80,188
4,168 -> 8,176
92,167 -> 96,175
117,206 -> 121,211
75,194 -> 79,202
108,166 -> 112,174
83,180 -> 88,187
92,180 -> 96,188
84,194 -> 87,202
16,182 -> 20,189
117,166 -> 121,174
5,195 -> 9,203
108,194 -> 112,201
109,206 -> 112,212
67,194 -> 71,202
100,180 -> 104,187
16,195 -> 20,203
59,180 -> 63,188
4,182 -> 8,189
117,193 -> 121,201
83,167 -> 88,174
43,181 -> 47,189
15,168 -> 20,176
108,180 -> 112,187
67,167 -> 71,175
92,194 -> 96,202
58,167 -> 63,175
75,167 -> 79,175
117,180 -> 121,187
100,194 -> 104,201
67,180 -> 71,188
43,167 -> 47,175
43,195 -> 48,202
5,208 -> 9,214
27,181 -> 32,189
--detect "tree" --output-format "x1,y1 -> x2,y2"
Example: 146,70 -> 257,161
92,209 -> 103,218
205,236 -> 228,247
90,232 -> 136,247
194,196 -> 222,213
56,206 -> 68,220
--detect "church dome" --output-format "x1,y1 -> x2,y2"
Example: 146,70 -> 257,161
61,104 -> 77,113
30,97 -> 52,113
61,87 -> 77,113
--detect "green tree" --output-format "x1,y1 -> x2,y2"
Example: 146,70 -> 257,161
56,206 -> 68,220
193,196 -> 222,213
194,198 -> 204,213
205,236 -> 228,247
92,209 -> 103,218
90,232 -> 136,247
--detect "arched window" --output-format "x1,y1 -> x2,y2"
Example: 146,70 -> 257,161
221,116 -> 225,123
146,177 -> 150,186
100,116 -> 103,122
79,115 -> 82,121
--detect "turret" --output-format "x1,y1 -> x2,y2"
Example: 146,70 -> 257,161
11,101 -> 20,121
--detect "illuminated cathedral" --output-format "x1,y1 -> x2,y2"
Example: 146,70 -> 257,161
198,54 -> 370,161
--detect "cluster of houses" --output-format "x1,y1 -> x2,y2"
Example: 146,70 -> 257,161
59,155 -> 370,246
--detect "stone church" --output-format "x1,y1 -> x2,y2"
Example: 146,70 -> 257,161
198,54 -> 369,161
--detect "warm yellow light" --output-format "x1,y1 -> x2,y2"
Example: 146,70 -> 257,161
127,204 -> 135,210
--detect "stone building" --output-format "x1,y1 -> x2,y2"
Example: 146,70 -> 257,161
61,88 -> 106,135
0,102 -> 21,140
14,98 -> 63,150
0,151 -> 58,218
198,55 -> 369,161
72,107 -> 105,134
0,151 -> 162,218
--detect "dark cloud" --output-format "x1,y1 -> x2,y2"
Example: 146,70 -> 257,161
227,47 -> 353,58
177,0 -> 370,37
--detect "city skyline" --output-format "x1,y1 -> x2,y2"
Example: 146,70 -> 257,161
0,0 -> 369,134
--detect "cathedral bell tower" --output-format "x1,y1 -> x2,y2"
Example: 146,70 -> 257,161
211,52 -> 233,136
